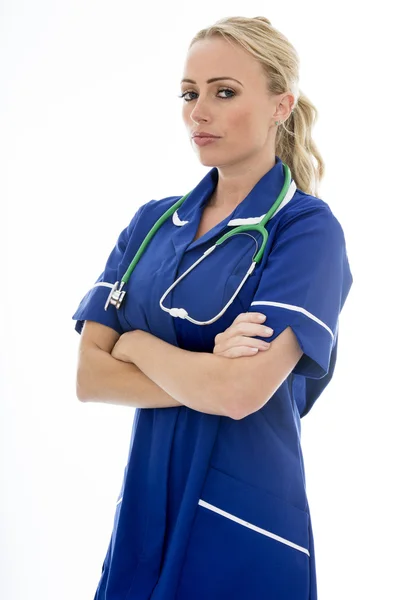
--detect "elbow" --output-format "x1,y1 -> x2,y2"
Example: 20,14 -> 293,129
76,381 -> 87,402
226,385 -> 265,421
222,362 -> 274,420
76,382 -> 86,402
228,407 -> 246,421
75,342 -> 107,403
76,368 -> 89,402
228,398 -> 253,421
211,357 -> 259,420
219,378 -> 249,421
229,398 -> 261,421
215,361 -> 247,420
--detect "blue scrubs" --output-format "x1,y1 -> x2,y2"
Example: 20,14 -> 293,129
72,156 -> 353,599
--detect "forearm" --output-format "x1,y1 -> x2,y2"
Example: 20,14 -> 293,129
118,330 -> 233,418
77,346 -> 182,408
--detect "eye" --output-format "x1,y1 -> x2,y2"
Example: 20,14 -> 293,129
178,88 -> 236,102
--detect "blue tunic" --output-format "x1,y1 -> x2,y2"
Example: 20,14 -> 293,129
72,156 -> 353,599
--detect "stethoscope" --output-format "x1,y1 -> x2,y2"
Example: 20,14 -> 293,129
105,162 -> 296,325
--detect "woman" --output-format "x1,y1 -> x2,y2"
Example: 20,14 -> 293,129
73,15 -> 353,600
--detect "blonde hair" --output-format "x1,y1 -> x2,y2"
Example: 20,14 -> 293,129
189,15 -> 325,198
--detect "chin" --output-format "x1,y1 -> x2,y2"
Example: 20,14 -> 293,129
196,157 -> 218,167
193,148 -> 223,166
194,150 -> 237,170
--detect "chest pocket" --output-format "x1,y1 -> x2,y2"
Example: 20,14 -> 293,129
222,228 -> 268,313
224,271 -> 261,313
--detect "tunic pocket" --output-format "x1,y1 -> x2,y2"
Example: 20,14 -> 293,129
175,467 -> 310,600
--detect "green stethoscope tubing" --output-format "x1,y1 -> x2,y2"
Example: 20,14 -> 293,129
122,162 -> 291,283
105,162 -> 292,312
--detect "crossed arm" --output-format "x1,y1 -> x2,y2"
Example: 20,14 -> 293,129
76,321 -> 302,420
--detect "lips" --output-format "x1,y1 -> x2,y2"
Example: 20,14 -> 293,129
192,133 -> 220,139
193,136 -> 220,147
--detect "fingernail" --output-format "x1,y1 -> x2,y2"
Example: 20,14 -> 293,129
257,314 -> 266,321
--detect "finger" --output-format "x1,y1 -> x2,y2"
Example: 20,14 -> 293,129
233,311 -> 267,325
231,322 -> 274,339
214,313 -> 272,349
229,335 -> 271,350
217,346 -> 263,358
214,336 -> 270,355
214,322 -> 273,351
231,313 -> 273,337
218,312 -> 263,342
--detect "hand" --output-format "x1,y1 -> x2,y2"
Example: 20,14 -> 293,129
213,312 -> 274,358
111,330 -> 139,363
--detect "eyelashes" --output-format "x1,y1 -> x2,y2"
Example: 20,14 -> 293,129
178,88 -> 236,102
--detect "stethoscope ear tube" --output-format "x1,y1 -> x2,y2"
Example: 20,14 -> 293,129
159,247 -> 257,325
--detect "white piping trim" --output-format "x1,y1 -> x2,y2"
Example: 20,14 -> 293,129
250,300 -> 334,340
172,179 -> 296,227
91,282 -> 115,290
228,179 -> 296,226
198,499 -> 310,556
172,210 -> 189,226
116,497 -> 122,506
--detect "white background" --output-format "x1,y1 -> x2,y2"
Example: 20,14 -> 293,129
1,1 -> 399,599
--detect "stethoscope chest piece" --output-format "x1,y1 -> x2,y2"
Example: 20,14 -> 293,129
104,281 -> 126,310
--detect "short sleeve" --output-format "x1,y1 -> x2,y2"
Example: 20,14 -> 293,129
72,204 -> 146,335
249,208 -> 353,380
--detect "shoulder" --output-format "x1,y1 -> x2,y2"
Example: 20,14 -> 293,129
143,195 -> 183,215
276,188 -> 346,243
125,195 -> 183,234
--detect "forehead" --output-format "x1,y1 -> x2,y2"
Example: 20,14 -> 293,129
182,37 -> 264,83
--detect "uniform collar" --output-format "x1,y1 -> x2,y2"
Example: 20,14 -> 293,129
172,155 -> 297,252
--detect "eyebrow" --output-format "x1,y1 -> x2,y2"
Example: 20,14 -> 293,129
180,76 -> 243,87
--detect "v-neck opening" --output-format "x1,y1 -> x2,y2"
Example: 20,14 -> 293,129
187,198 -> 239,249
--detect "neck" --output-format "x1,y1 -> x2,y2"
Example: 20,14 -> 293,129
208,153 -> 276,210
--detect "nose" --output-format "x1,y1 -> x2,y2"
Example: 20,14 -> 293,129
188,96 -> 211,124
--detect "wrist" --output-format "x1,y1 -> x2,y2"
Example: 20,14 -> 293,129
110,329 -> 141,363
123,328 -> 143,362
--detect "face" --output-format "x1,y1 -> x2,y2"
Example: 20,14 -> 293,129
180,36 -> 293,168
